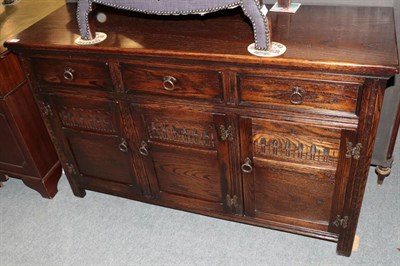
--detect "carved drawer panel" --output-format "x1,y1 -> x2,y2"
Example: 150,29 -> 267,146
121,64 -> 223,102
31,58 -> 112,91
237,73 -> 361,115
49,95 -> 119,134
252,119 -> 342,168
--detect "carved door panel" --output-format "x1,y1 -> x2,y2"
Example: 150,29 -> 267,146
44,94 -> 144,195
239,116 -> 357,235
130,104 -> 236,214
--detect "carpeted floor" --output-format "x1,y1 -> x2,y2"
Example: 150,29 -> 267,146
1,139 -> 399,265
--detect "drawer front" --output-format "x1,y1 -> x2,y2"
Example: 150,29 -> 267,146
121,64 -> 223,102
31,58 -> 112,91
237,74 -> 360,114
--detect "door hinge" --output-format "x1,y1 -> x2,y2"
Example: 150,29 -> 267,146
333,215 -> 349,229
38,101 -> 53,117
346,142 -> 362,160
219,125 -> 234,142
65,163 -> 77,175
226,194 -> 239,209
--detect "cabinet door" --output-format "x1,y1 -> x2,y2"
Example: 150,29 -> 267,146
44,94 -> 145,196
0,101 -> 34,175
239,117 -> 356,235
130,104 -> 235,214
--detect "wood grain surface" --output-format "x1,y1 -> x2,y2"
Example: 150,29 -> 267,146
5,4 -> 399,75
0,0 -> 64,54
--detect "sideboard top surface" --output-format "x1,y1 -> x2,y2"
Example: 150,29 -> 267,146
4,4 -> 399,76
0,0 -> 65,54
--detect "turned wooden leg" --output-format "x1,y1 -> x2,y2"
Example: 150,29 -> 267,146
375,165 -> 391,185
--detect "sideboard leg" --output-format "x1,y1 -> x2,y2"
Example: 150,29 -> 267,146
0,173 -> 9,187
71,187 -> 86,198
375,165 -> 391,185
21,163 -> 62,199
0,173 -> 9,182
336,242 -> 352,257
63,171 -> 86,198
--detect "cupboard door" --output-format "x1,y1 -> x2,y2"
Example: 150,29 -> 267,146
0,101 -> 33,175
239,117 -> 355,234
45,94 -> 144,195
130,104 -> 235,214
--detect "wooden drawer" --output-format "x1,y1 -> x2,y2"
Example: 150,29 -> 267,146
31,58 -> 112,91
237,73 -> 361,115
121,64 -> 223,102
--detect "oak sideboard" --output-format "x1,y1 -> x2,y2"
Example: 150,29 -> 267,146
5,4 -> 398,256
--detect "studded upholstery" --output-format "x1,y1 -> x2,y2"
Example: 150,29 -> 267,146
76,0 -> 271,50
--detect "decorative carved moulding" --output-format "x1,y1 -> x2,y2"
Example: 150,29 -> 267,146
147,120 -> 216,149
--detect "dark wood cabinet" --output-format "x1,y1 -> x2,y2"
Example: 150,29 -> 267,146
0,52 -> 61,198
0,0 -> 65,197
6,4 -> 398,256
